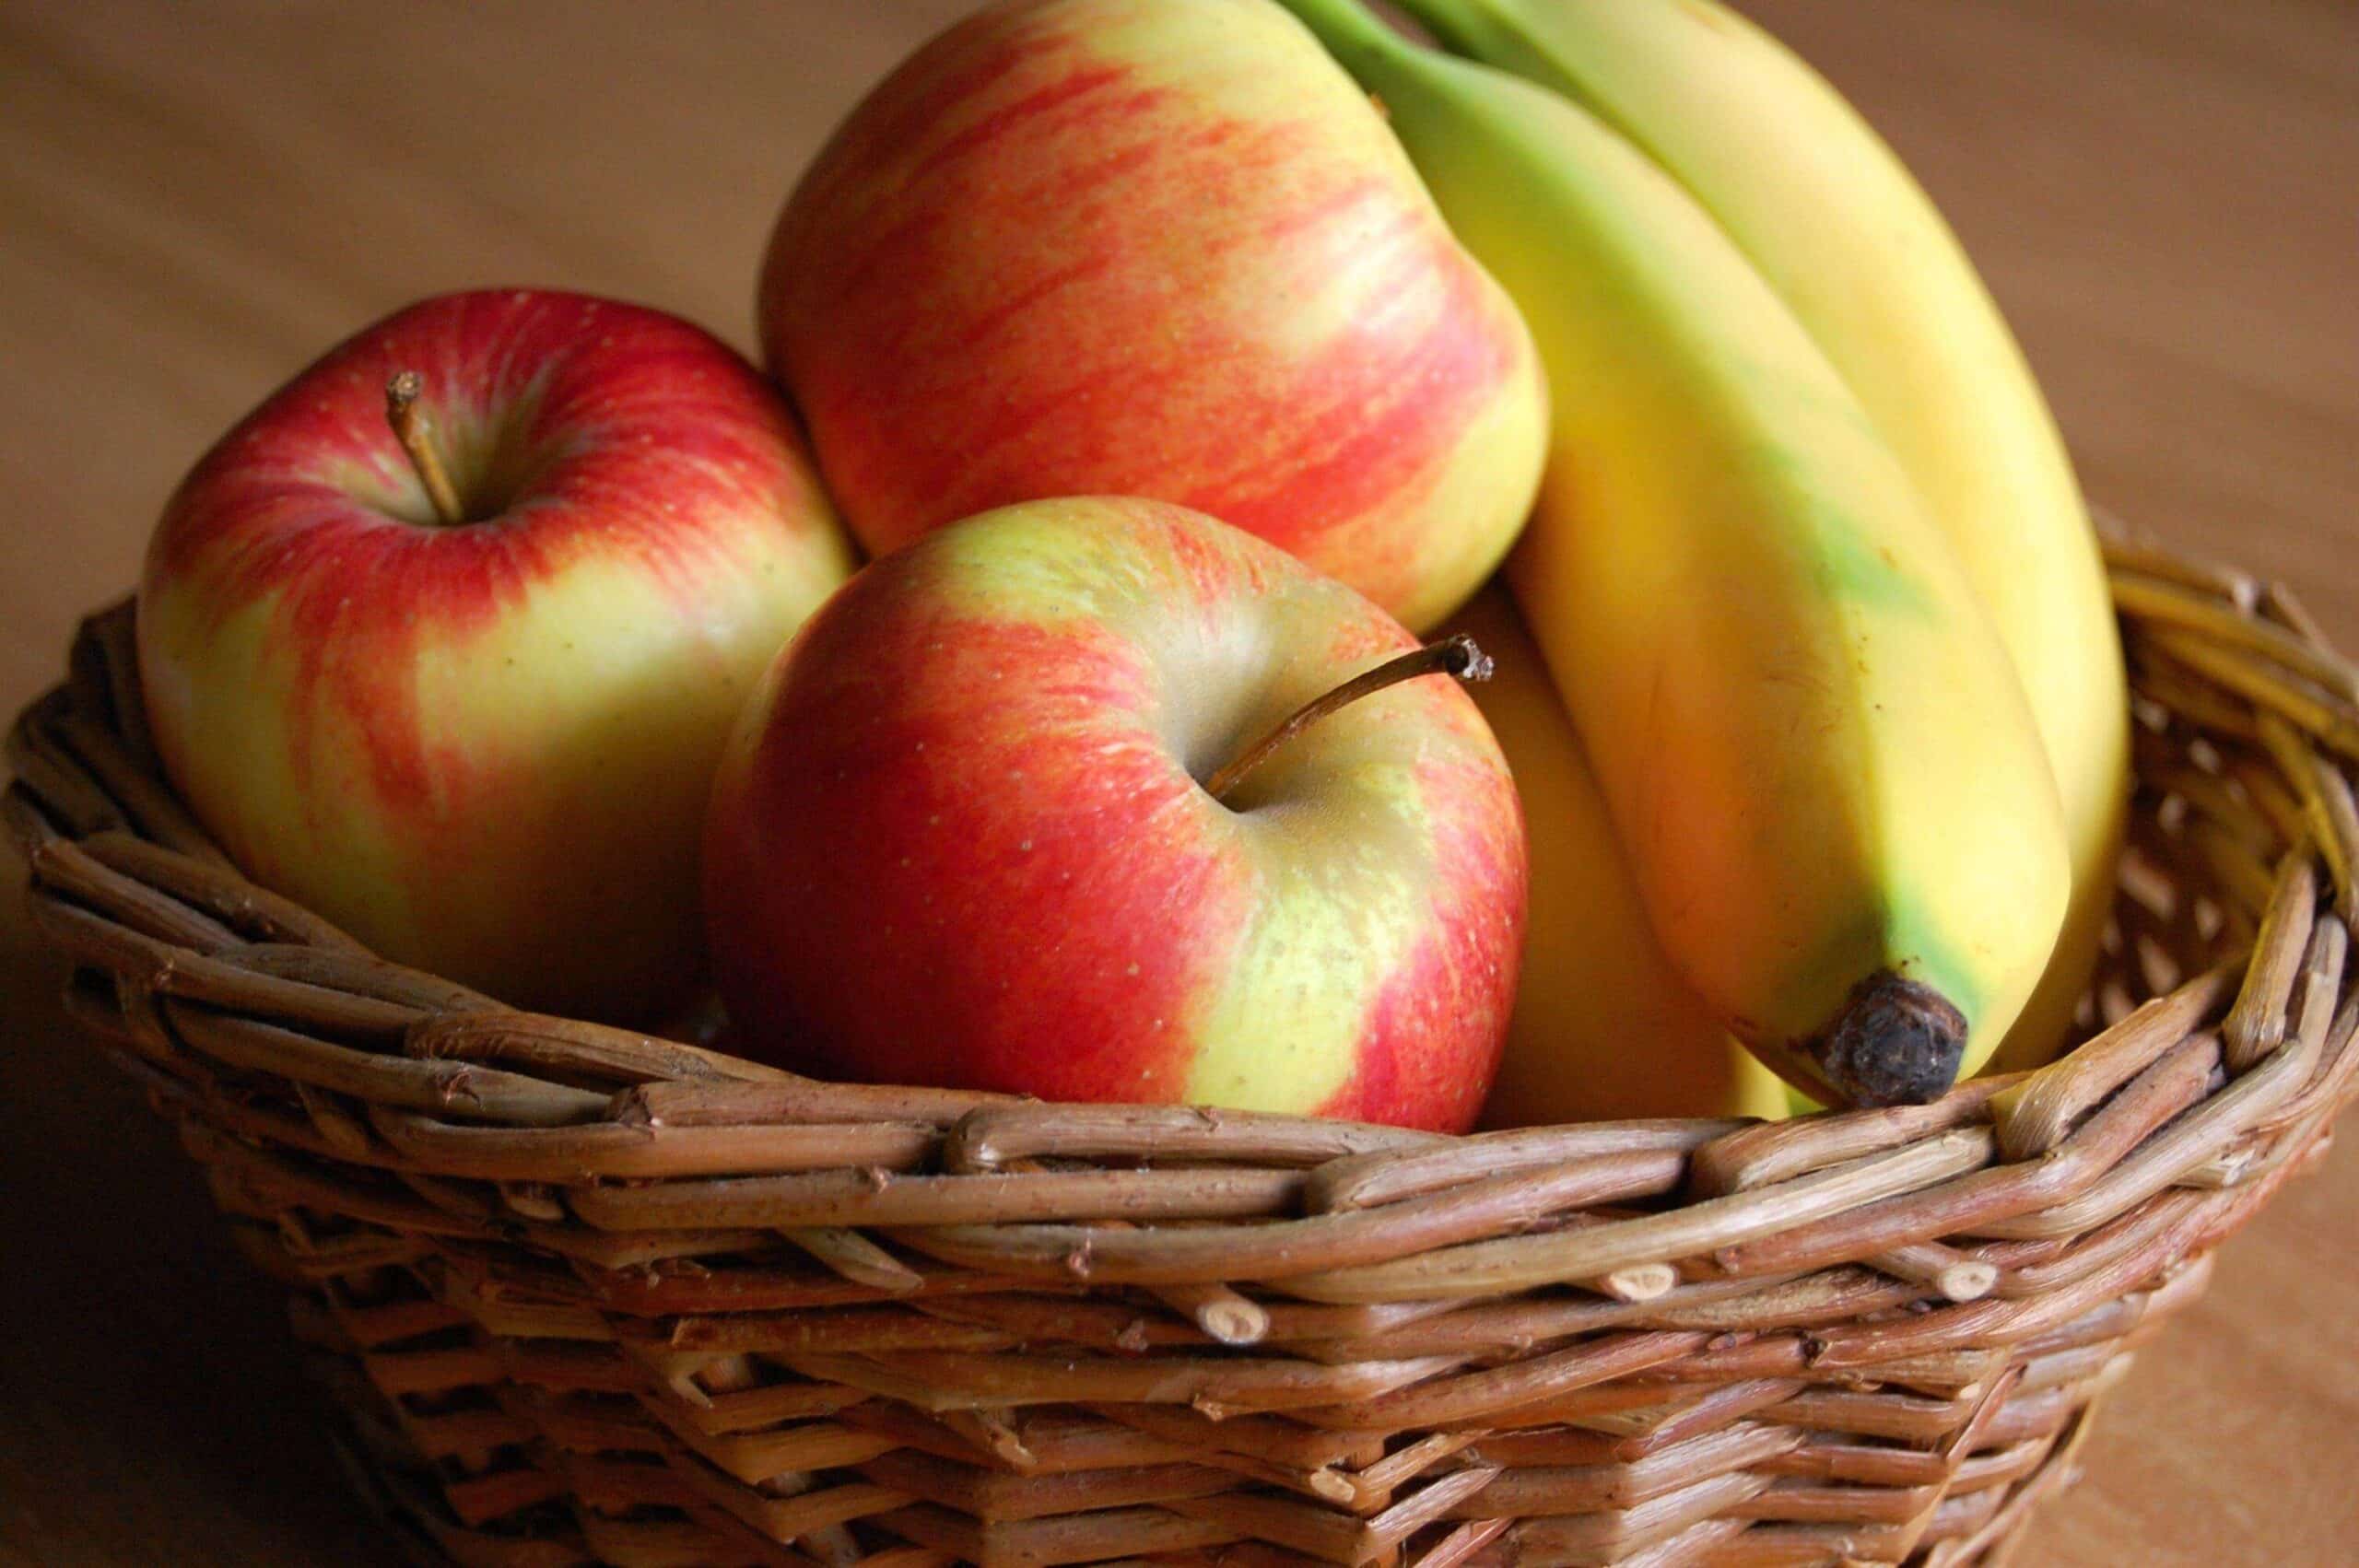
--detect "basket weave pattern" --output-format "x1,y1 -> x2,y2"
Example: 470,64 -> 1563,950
6,538 -> 2355,1568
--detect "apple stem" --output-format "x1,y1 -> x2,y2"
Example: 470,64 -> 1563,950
384,370 -> 468,526
1205,635 -> 1493,805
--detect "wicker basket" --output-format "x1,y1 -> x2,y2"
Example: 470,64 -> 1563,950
6,532 -> 2354,1568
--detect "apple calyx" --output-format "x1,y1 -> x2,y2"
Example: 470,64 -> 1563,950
384,370 -> 469,526
1205,634 -> 1493,805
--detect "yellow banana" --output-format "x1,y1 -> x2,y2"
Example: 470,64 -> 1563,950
1274,0 -> 2070,1106
1391,0 -> 2129,1071
1448,588 -> 1789,1125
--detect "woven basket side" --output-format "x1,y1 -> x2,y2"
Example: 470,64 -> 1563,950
6,533 -> 2355,1568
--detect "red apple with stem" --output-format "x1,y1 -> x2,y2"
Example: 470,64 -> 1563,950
759,0 -> 1548,632
137,289 -> 857,1020
702,496 -> 1527,1131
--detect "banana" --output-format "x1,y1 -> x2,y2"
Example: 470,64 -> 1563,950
1391,0 -> 2130,1071
1274,0 -> 2071,1106
1448,588 -> 1790,1125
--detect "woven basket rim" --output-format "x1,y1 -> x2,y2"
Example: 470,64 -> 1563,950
7,528 -> 2355,1567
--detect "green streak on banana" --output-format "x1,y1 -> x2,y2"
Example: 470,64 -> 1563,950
1448,588 -> 1790,1125
1273,0 -> 2071,1106
1392,0 -> 2130,1073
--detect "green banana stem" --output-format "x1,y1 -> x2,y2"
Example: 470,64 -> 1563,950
1275,0 -> 1404,63
1388,0 -> 1494,56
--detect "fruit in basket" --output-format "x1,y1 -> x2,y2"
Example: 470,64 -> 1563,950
702,497 -> 1526,1131
1447,589 -> 1788,1125
1280,0 -> 2070,1107
1389,0 -> 2130,1071
757,0 -> 1547,632
137,289 -> 856,1020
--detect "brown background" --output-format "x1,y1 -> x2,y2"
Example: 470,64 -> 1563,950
1,2 -> 2353,1562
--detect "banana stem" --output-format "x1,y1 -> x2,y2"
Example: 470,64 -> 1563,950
1206,635 -> 1492,805
1273,0 -> 1405,64
1387,0 -> 1488,56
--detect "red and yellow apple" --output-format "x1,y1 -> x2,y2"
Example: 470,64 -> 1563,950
758,0 -> 1547,632
138,288 -> 857,1020
702,497 -> 1527,1131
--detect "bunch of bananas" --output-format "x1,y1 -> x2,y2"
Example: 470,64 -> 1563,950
1276,0 -> 2130,1115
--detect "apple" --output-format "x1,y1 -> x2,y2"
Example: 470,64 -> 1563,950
702,496 -> 1526,1131
137,288 -> 857,1020
758,0 -> 1547,633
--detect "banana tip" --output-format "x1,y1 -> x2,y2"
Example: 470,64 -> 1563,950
1806,970 -> 1968,1107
